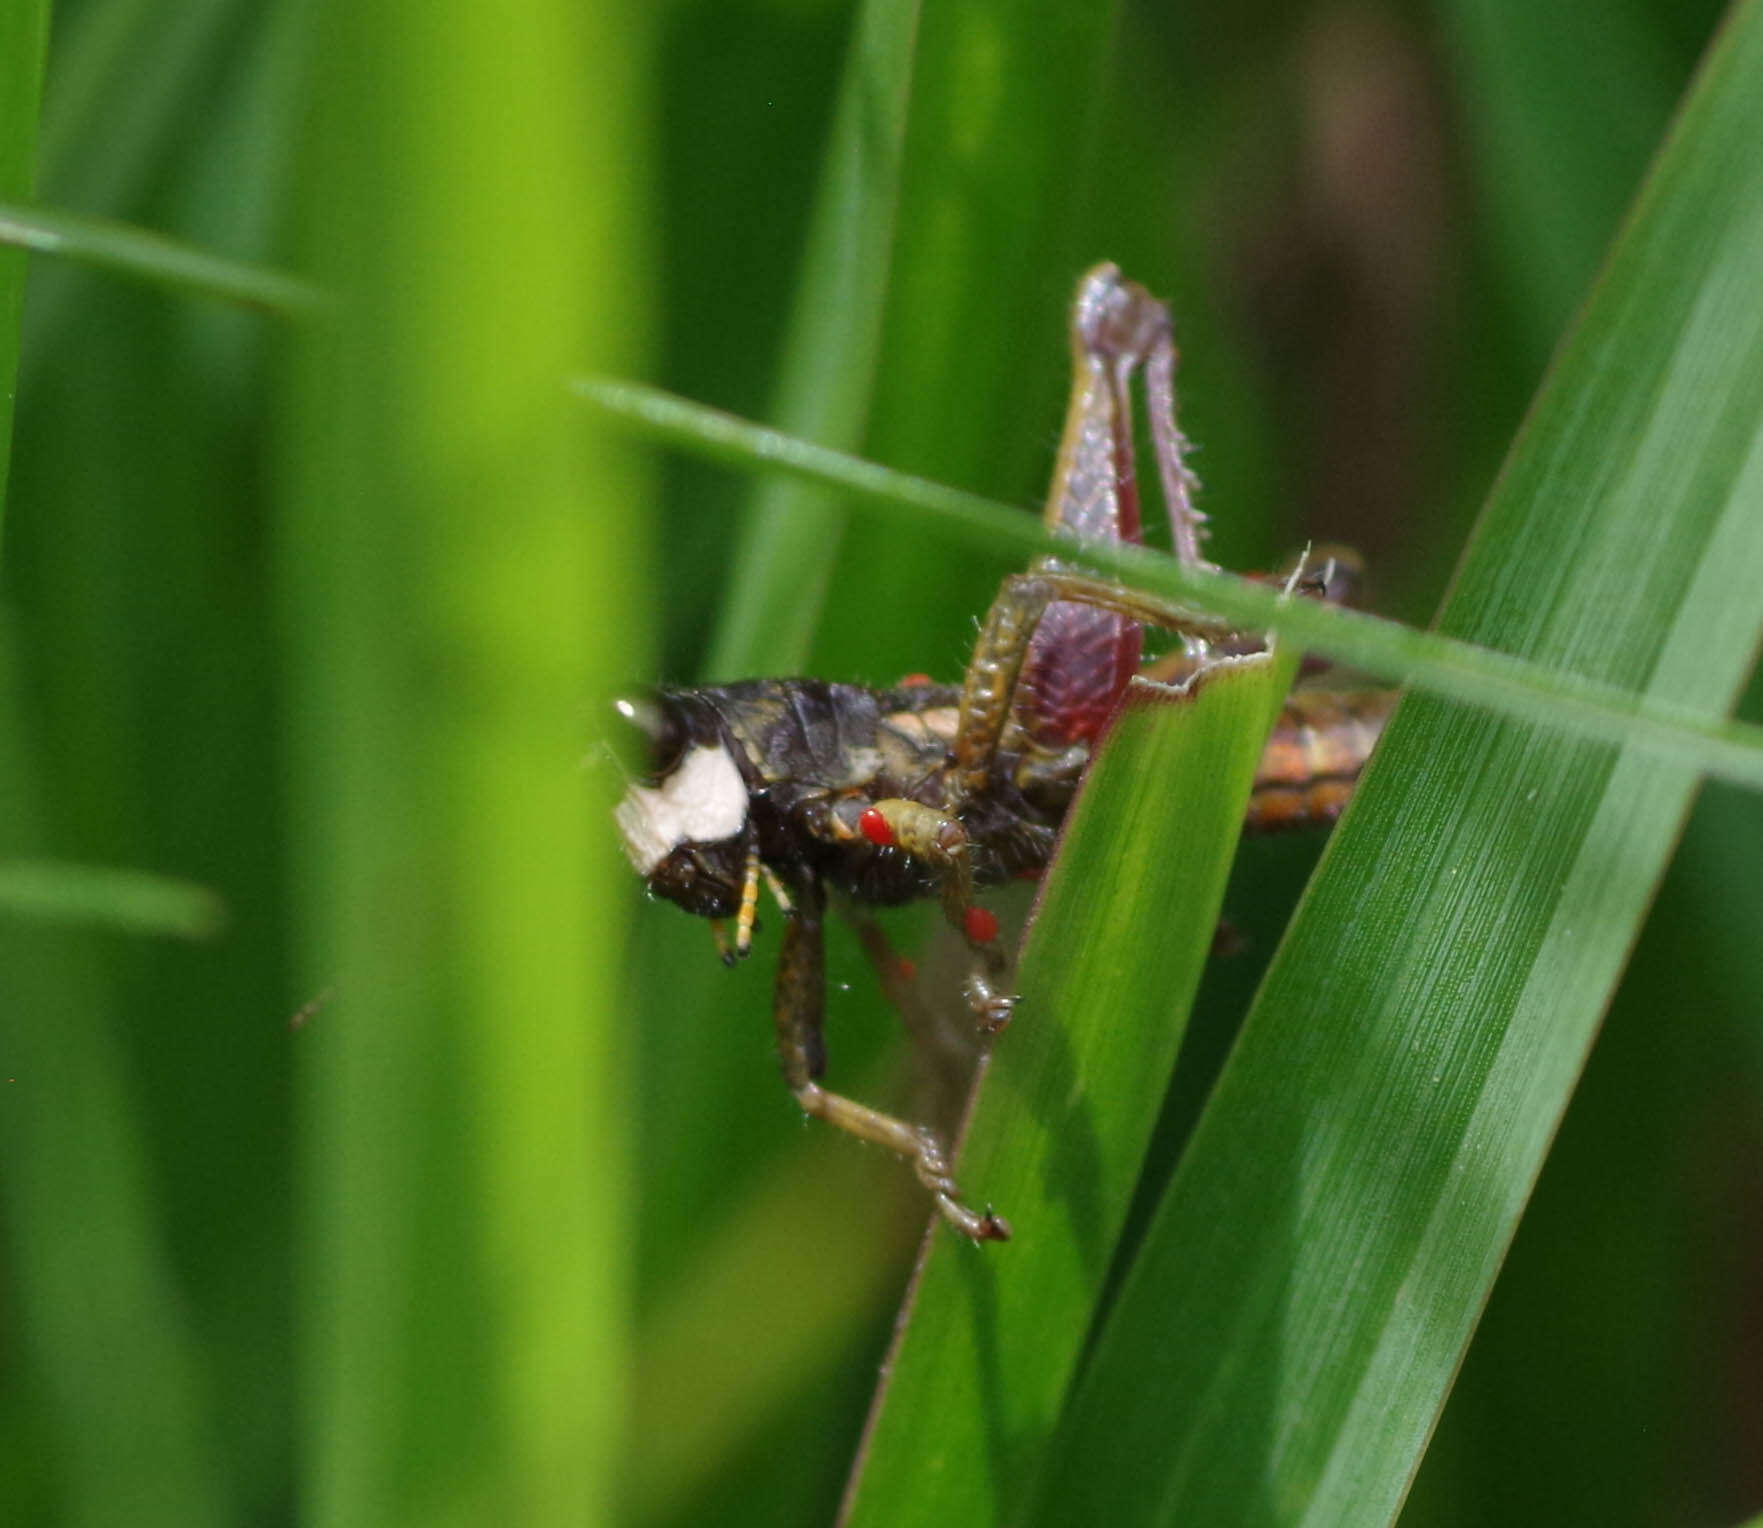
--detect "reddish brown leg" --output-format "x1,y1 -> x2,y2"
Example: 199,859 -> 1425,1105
1022,264 -> 1216,751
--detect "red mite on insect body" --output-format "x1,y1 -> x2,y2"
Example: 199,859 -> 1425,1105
613,265 -> 1392,1242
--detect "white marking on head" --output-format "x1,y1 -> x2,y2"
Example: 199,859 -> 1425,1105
614,743 -> 749,875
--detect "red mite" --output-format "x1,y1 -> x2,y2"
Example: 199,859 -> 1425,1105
613,265 -> 1391,1242
858,807 -> 895,847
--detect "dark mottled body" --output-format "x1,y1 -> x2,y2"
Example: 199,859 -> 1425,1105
646,672 -> 1391,923
664,677 -> 1068,908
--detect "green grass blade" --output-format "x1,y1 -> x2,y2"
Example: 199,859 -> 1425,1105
629,1115 -> 924,1524
284,3 -> 649,1521
0,858 -> 223,937
575,374 -> 1763,790
1442,0 -> 1680,353
1027,5 -> 1763,1522
0,201 -> 324,314
812,0 -> 1125,687
840,647 -> 1299,1527
1,13 -> 229,1524
34,0 -> 239,215
0,657 -> 231,1526
704,0 -> 920,678
23,0 -> 251,357
0,0 -> 47,521
0,942 -> 231,1526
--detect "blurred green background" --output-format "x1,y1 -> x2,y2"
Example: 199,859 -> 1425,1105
2,0 -> 1760,1524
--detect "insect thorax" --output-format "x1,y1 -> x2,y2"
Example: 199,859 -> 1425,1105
618,677 -> 1082,917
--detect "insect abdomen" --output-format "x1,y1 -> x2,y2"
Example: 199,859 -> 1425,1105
1246,689 -> 1395,831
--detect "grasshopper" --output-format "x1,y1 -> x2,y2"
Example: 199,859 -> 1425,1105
614,266 -> 1391,1240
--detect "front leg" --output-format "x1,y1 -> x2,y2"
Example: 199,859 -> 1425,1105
772,872 -> 1010,1242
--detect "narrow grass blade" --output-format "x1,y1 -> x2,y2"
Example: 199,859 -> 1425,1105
840,647 -> 1298,1527
706,0 -> 921,677
0,859 -> 223,937
576,373 -> 1763,791
0,0 -> 48,519
0,653 -> 230,1525
24,0 -> 251,357
0,201 -> 324,315
1028,5 -> 1763,1522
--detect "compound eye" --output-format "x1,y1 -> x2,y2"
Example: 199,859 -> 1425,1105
613,693 -> 689,784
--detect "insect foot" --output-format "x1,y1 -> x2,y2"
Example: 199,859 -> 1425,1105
912,1125 -> 1012,1242
965,972 -> 1016,1035
792,1080 -> 1010,1242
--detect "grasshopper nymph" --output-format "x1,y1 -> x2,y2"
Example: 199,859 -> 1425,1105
614,266 -> 1392,1240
